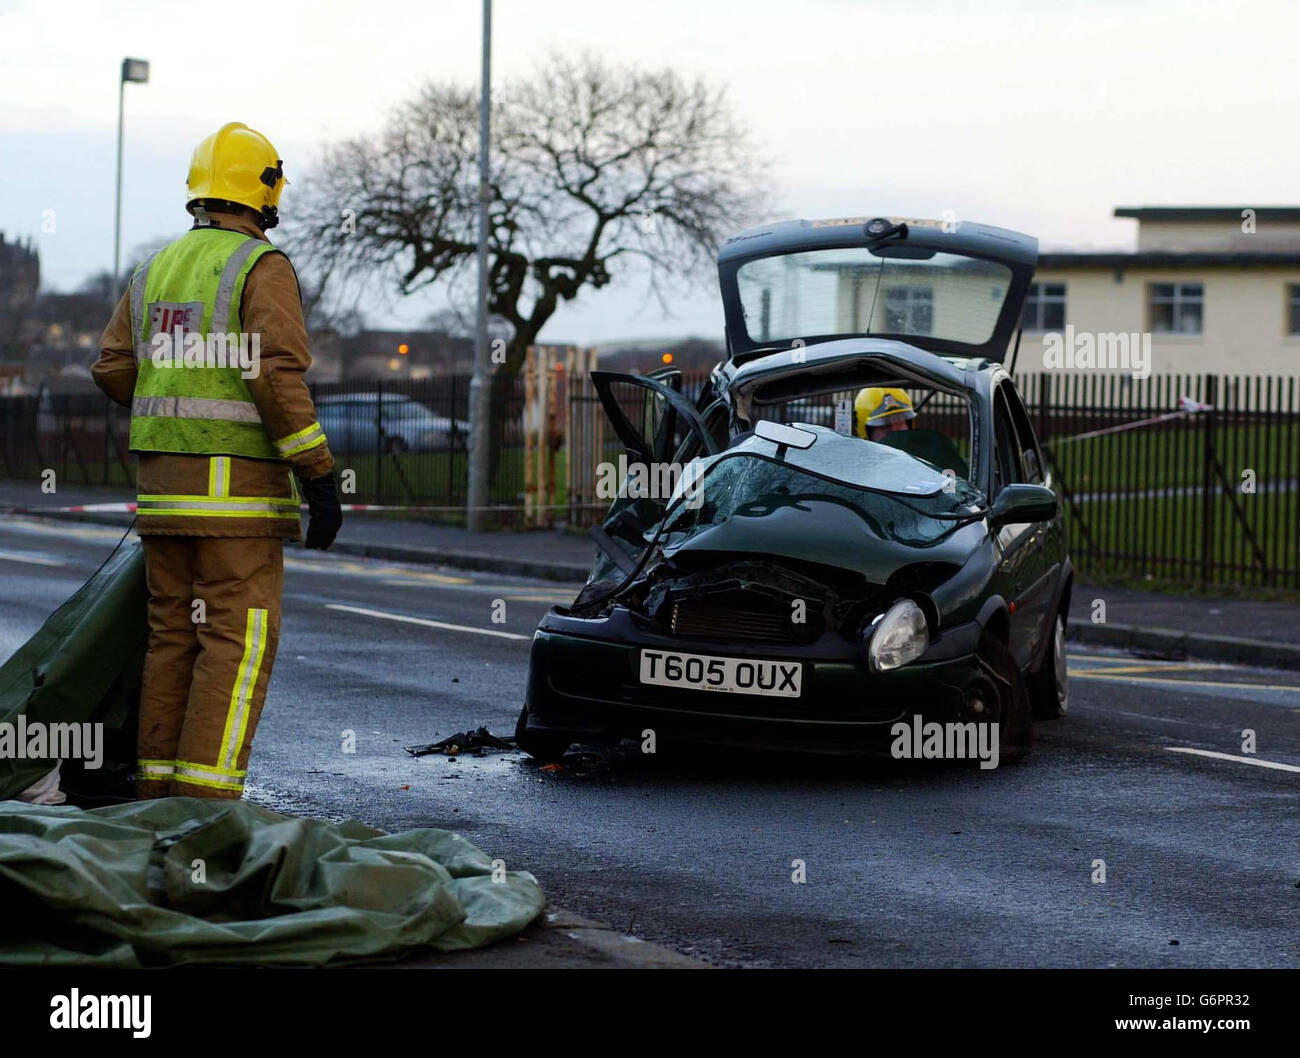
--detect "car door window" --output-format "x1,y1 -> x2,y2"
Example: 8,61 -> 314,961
992,385 -> 1024,492
1000,381 -> 1045,485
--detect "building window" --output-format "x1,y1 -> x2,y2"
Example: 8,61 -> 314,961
1149,282 -> 1203,334
882,286 -> 933,335
1021,282 -> 1066,331
1288,284 -> 1300,335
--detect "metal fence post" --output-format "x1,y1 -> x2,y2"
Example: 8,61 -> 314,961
374,376 -> 383,505
1200,374 -> 1218,585
448,375 -> 457,503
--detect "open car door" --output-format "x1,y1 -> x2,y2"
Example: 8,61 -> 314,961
582,370 -> 725,593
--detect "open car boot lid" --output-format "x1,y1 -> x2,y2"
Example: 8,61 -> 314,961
716,215 -> 1038,366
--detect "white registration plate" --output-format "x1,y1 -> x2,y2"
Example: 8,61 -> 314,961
639,650 -> 802,698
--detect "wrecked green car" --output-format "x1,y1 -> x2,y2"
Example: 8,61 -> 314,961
517,217 -> 1071,764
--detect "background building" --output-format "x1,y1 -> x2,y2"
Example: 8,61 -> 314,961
1023,206 -> 1300,375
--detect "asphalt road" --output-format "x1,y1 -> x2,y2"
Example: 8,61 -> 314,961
2,515 -> 1297,968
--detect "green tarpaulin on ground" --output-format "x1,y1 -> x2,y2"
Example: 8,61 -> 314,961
0,798 -> 545,965
0,538 -> 147,801
0,539 -> 545,963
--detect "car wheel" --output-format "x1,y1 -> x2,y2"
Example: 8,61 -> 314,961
513,704 -> 571,762
974,632 -> 1032,765
1029,611 -> 1069,720
383,436 -> 409,455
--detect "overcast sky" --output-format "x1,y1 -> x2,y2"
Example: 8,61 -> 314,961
2,0 -> 1296,343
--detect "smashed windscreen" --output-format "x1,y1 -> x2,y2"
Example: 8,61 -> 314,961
661,436 -> 985,552
735,248 -> 1013,348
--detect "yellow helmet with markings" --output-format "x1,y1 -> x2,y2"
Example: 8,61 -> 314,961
186,122 -> 286,229
854,387 -> 915,437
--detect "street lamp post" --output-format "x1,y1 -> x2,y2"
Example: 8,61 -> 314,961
465,0 -> 492,532
114,57 -> 150,297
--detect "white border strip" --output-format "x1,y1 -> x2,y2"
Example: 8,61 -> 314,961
1165,747 -> 1300,773
326,603 -> 529,641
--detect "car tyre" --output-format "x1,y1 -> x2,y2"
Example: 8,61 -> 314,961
975,632 -> 1032,764
513,704 -> 571,762
1028,611 -> 1069,720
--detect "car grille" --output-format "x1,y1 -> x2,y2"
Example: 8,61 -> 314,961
670,601 -> 792,643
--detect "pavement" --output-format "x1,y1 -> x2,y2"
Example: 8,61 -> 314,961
3,512 -> 1297,968
5,477 -> 1300,668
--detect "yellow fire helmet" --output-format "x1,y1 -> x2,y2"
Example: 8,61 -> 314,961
186,122 -> 287,229
854,386 -> 916,437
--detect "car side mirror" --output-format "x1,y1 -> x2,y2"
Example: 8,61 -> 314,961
989,483 -> 1058,527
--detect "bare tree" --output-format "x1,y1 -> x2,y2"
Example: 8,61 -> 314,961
285,52 -> 770,375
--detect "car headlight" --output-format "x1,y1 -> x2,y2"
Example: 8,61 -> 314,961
867,599 -> 930,672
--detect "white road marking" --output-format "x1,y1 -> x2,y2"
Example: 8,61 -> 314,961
325,602 -> 530,641
0,548 -> 64,567
1165,747 -> 1300,774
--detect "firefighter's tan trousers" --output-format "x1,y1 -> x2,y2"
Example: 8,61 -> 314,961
136,537 -> 284,799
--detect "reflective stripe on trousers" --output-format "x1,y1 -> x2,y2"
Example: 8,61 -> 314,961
138,759 -> 247,792
219,608 -> 269,773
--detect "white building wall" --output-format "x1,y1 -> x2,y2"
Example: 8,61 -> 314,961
1021,267 -> 1300,376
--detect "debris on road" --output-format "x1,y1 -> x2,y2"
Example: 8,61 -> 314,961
406,726 -> 515,758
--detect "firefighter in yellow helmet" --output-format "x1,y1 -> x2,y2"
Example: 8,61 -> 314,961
855,387 -> 916,442
93,122 -> 342,800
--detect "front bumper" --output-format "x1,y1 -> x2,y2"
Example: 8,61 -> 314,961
523,607 -> 985,756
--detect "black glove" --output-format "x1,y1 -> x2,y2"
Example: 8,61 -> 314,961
300,473 -> 342,550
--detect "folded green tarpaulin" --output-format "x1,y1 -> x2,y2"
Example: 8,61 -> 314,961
0,797 -> 545,965
0,539 -> 147,800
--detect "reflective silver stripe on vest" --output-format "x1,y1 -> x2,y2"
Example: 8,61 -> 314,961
132,395 -> 262,423
212,237 -> 266,331
130,251 -> 162,364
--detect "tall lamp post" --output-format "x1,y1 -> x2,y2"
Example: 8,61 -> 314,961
114,57 -> 150,296
465,0 -> 492,531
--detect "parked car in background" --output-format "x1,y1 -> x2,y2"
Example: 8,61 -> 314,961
316,393 -> 467,454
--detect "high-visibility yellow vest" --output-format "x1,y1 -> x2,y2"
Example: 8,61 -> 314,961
128,228 -> 280,460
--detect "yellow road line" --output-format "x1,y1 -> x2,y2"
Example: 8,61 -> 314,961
1066,662 -> 1223,676
1070,670 -> 1300,694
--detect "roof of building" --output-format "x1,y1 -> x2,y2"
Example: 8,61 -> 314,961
1039,251 -> 1300,270
1113,207 -> 1300,222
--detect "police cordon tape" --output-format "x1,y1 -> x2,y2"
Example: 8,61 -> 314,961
1,398 -> 1216,518
1,502 -> 576,515
1046,397 -> 1211,447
